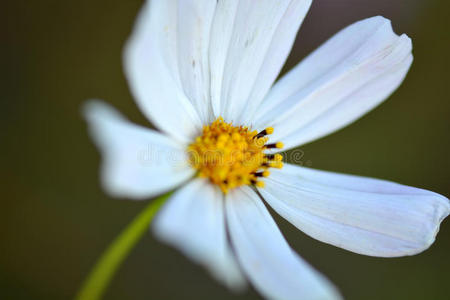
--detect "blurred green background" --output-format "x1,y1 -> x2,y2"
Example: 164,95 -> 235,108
2,0 -> 449,299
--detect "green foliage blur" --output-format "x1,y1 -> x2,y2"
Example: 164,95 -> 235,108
2,0 -> 449,299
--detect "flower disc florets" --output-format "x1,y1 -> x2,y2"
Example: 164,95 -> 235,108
188,117 -> 283,194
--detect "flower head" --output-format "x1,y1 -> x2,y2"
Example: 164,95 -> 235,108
188,117 -> 282,193
84,1 -> 450,299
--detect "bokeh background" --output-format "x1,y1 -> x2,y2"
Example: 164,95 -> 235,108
2,0 -> 449,299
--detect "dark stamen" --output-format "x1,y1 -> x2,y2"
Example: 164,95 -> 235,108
253,129 -> 268,139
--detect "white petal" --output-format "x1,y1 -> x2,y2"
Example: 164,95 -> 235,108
226,187 -> 342,300
176,0 -> 216,124
124,0 -> 204,143
84,100 -> 194,199
209,0 -> 312,123
125,0 -> 312,131
259,164 -> 450,257
255,16 -> 413,151
153,178 -> 246,291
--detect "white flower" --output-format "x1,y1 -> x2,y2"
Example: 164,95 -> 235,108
84,1 -> 450,299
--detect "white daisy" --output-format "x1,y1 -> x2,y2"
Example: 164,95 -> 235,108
84,1 -> 450,299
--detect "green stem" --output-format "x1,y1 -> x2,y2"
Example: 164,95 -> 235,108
75,192 -> 172,300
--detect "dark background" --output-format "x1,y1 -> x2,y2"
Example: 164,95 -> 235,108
2,0 -> 449,299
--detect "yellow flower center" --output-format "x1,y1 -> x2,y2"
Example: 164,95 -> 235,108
188,117 -> 284,194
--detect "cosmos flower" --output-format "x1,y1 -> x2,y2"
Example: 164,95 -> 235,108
84,1 -> 450,299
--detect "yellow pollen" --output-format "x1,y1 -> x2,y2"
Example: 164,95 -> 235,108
275,142 -> 284,149
269,161 -> 284,169
255,181 -> 265,188
274,154 -> 283,161
188,117 -> 284,194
